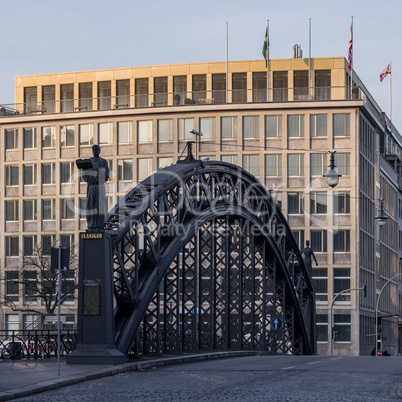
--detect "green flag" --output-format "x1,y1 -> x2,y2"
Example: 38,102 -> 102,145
262,28 -> 269,67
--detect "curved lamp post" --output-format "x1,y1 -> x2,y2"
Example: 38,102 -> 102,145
323,151 -> 342,188
374,199 -> 388,226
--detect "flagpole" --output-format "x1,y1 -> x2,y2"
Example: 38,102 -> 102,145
226,22 -> 228,104
390,61 -> 392,122
309,18 -> 311,100
350,16 -> 353,95
266,19 -> 269,102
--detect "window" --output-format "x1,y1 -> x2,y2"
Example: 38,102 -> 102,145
79,198 -> 87,219
312,268 -> 328,302
310,153 -> 327,176
42,235 -> 55,255
158,157 -> 173,170
291,230 -> 305,249
61,234 -> 75,250
253,72 -> 267,102
288,154 -> 304,176
154,76 -> 168,105
311,230 -> 327,252
157,119 -> 173,142
243,116 -> 259,139
6,314 -> 19,334
173,76 -> 186,105
24,315 -> 39,330
192,74 -> 206,103
23,164 -> 37,185
334,314 -> 351,342
5,165 -> 19,186
315,70 -> 331,100
23,200 -> 37,221
135,78 -> 148,107
79,124 -> 93,146
42,126 -> 55,148
42,85 -> 55,113
106,197 -> 113,214
212,73 -> 226,104
137,121 -> 152,143
310,192 -> 327,214
98,122 -> 113,145
333,114 -> 350,137
334,192 -> 350,214
294,70 -> 308,98
310,115 -> 327,137
316,314 -> 328,342
116,121 -> 132,144
62,271 -> 76,302
221,155 -> 237,165
200,117 -> 215,140
271,191 -> 282,210
273,71 -> 288,101
60,126 -> 75,147
5,236 -> 19,257
42,199 -> 56,220
138,158 -> 152,181
221,117 -> 237,139
60,199 -> 75,220
288,192 -> 304,214
42,163 -> 56,184
23,128 -> 37,149
242,155 -> 259,176
232,73 -> 247,103
334,268 -> 351,302
5,129 -> 18,150
98,81 -> 111,110
61,83 -> 74,112
5,272 -> 19,303
24,271 -> 37,303
287,115 -> 304,137
60,162 -> 74,184
24,86 -> 37,113
178,118 -> 194,140
265,115 -> 282,138
334,230 -> 350,252
79,82 -> 92,111
265,154 -> 282,177
334,153 -> 350,175
5,200 -> 18,221
116,79 -> 130,107
23,235 -> 37,256
118,159 -> 133,181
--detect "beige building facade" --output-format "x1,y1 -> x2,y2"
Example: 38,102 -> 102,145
0,57 -> 401,355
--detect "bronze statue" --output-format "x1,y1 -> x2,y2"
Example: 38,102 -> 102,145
301,240 -> 318,277
76,145 -> 109,232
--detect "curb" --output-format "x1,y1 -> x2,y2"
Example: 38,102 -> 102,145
0,350 -> 263,401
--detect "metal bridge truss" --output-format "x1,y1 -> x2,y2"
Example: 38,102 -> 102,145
104,159 -> 315,356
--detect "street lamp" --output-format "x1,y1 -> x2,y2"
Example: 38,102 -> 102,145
323,151 -> 342,188
374,199 -> 388,226
190,129 -> 203,159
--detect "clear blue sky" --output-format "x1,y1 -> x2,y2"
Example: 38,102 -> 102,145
1,0 -> 401,129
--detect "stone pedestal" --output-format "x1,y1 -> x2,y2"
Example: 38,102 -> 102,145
67,232 -> 126,365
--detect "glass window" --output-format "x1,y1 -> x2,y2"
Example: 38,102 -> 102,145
5,236 -> 19,257
137,121 -> 152,143
243,116 -> 259,139
311,153 -> 327,176
154,77 -> 168,105
311,230 -> 327,252
61,83 -> 74,112
294,70 -> 308,98
23,164 -> 37,185
173,76 -> 187,105
334,192 -> 350,214
138,158 -> 152,181
253,72 -> 267,102
232,73 -> 247,103
310,192 -> 327,214
200,118 -> 215,140
288,154 -> 304,176
98,81 -> 111,110
79,82 -> 92,111
334,230 -> 350,252
23,200 -> 37,221
158,157 -> 173,170
42,85 -> 55,113
334,314 -> 351,342
212,74 -> 226,104
118,159 -> 133,181
178,118 -> 194,140
60,126 -> 75,147
23,271 -> 37,303
273,71 -> 288,101
334,268 -> 351,302
315,70 -> 331,100
221,117 -> 237,139
271,191 -> 282,210
316,314 -> 328,341
242,155 -> 259,176
192,74 -> 206,103
79,124 -> 93,146
157,119 -> 173,142
221,155 -> 237,165
333,114 -> 350,137
312,268 -> 328,302
5,272 -> 19,303
24,314 -> 39,330
291,230 -> 305,249
23,128 -> 37,149
42,235 -> 55,255
265,115 -> 282,138
288,192 -> 304,214
265,154 -> 282,177
42,163 -> 56,184
5,129 -> 18,150
5,165 -> 19,186
5,200 -> 18,221
42,126 -> 55,148
23,235 -> 37,256
62,270 -> 76,302
287,115 -> 304,137
310,115 -> 327,137
116,79 -> 130,107
334,153 -> 350,175
99,122 -> 113,145
135,78 -> 148,107
42,199 -> 56,220
24,86 -> 37,114
60,199 -> 75,220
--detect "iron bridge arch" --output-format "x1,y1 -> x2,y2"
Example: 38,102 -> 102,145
104,160 -> 315,356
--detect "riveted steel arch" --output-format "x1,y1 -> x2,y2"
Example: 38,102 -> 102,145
104,160 -> 315,356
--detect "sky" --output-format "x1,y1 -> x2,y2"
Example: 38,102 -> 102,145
1,0 -> 401,128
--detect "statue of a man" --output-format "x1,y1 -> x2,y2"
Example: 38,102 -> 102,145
79,145 -> 110,232
301,240 -> 318,277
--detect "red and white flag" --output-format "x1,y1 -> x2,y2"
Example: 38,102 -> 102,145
380,63 -> 391,82
348,21 -> 353,71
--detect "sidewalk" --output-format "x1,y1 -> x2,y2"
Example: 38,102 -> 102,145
0,350 -> 261,401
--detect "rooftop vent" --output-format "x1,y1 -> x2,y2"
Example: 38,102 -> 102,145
293,44 -> 303,58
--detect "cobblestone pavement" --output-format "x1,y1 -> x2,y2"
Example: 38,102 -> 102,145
14,356 -> 402,401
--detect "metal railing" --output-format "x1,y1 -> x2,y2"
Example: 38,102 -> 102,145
0,86 -> 363,118
0,329 -> 76,360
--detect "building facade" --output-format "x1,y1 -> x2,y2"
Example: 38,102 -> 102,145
0,56 -> 401,355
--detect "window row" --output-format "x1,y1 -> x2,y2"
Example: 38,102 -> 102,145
316,313 -> 351,342
287,192 -> 351,215
290,229 -> 351,253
